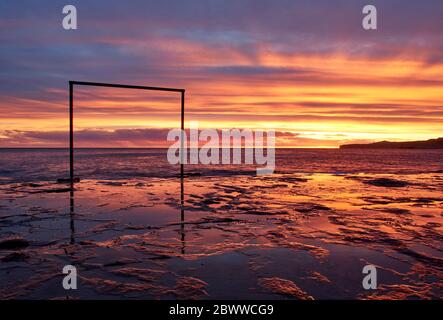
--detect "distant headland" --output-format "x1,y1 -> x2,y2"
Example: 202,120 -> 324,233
340,137 -> 443,149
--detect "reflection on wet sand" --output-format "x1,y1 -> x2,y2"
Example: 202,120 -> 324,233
68,168 -> 187,254
180,169 -> 185,255
70,187 -> 75,245
0,171 -> 442,299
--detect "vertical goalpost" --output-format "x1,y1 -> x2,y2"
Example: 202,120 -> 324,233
68,80 -> 185,184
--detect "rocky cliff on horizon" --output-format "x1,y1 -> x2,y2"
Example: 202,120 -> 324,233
340,137 -> 443,149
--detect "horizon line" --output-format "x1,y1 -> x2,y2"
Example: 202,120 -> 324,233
0,146 -> 339,149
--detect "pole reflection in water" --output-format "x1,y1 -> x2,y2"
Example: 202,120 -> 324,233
67,169 -> 186,253
180,163 -> 185,255
69,182 -> 75,245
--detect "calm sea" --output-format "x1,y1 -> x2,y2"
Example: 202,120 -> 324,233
0,148 -> 442,184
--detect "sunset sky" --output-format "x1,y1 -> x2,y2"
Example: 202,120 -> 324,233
1,0 -> 443,147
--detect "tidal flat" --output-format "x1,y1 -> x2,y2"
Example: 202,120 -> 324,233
1,171 -> 442,299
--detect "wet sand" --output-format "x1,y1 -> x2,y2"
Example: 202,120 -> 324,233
0,172 -> 442,299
